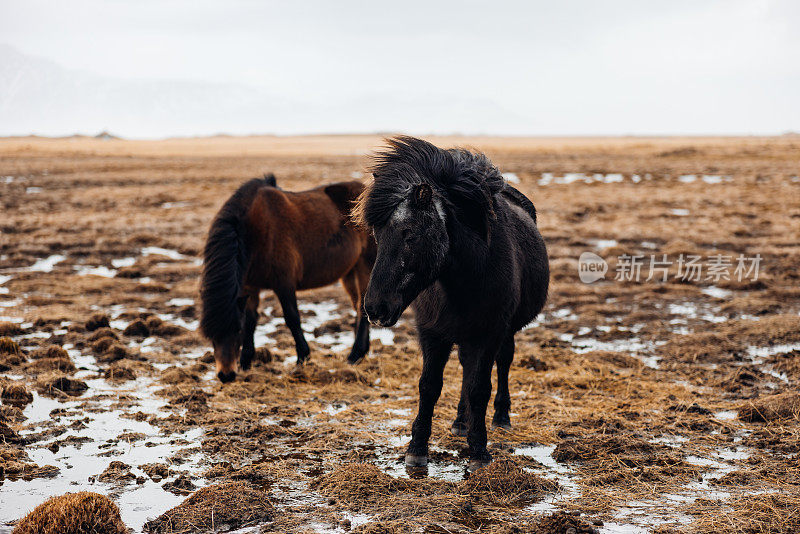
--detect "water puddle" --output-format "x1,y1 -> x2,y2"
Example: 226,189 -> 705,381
668,302 -> 727,323
538,173 -> 626,185
589,239 -> 618,250
0,274 -> 11,295
253,299 -> 395,358
518,445 -> 580,515
700,286 -> 732,299
74,265 -> 117,278
565,334 -> 661,369
0,331 -> 208,532
166,298 -> 194,307
744,343 -> 800,384
26,255 -> 66,273
141,247 -> 202,266
536,172 -> 731,187
112,257 -> 137,268
677,175 -> 731,184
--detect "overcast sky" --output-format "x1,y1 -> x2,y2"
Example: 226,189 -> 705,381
1,0 -> 798,137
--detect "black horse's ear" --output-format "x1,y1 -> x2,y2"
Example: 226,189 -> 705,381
412,183 -> 432,207
264,173 -> 277,187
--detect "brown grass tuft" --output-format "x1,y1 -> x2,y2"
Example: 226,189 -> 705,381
0,322 -> 23,336
739,391 -> 800,422
688,493 -> 800,533
0,351 -> 25,371
35,372 -> 88,397
658,331 -> 740,363
0,336 -> 21,355
312,463 -> 415,509
84,313 -> 110,332
531,511 -> 600,534
29,345 -> 69,360
12,491 -> 127,534
1,383 -> 33,406
460,457 -> 558,505
142,481 -> 273,533
26,356 -> 76,374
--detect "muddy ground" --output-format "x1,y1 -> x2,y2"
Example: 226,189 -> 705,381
0,134 -> 799,533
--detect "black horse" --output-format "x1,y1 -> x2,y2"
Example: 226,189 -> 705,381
354,136 -> 549,470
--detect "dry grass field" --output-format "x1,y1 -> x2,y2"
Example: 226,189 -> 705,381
1,134 -> 799,533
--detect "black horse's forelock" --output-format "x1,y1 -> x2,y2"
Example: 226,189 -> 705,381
199,176 -> 267,344
363,136 -> 505,228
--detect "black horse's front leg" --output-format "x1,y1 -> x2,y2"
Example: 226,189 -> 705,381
406,333 -> 452,466
450,347 -> 471,437
464,341 -> 498,471
492,335 -> 515,430
276,288 -> 310,364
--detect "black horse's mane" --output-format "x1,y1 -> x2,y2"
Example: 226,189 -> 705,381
200,174 -> 273,343
356,136 -> 505,229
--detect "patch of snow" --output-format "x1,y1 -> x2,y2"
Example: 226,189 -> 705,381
74,265 -> 117,277
111,257 -> 136,268
28,254 -> 66,272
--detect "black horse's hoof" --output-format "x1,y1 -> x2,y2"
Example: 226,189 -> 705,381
450,421 -> 468,437
405,453 -> 428,467
347,351 -> 366,365
467,451 -> 492,472
467,457 -> 492,472
491,418 -> 512,431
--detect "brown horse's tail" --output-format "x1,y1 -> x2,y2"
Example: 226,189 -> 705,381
200,177 -> 269,344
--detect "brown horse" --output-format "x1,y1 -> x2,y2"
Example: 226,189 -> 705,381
200,174 -> 375,382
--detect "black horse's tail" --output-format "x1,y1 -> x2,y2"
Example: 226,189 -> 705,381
199,176 -> 272,344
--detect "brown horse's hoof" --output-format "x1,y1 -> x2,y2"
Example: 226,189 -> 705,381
450,421 -> 468,437
405,453 -> 428,467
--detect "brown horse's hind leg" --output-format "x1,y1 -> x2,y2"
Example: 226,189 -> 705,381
275,287 -> 310,364
343,262 -> 371,364
240,292 -> 260,371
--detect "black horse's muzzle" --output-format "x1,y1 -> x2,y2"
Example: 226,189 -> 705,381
364,295 -> 403,327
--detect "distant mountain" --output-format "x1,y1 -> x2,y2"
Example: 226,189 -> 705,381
0,44 -> 534,138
